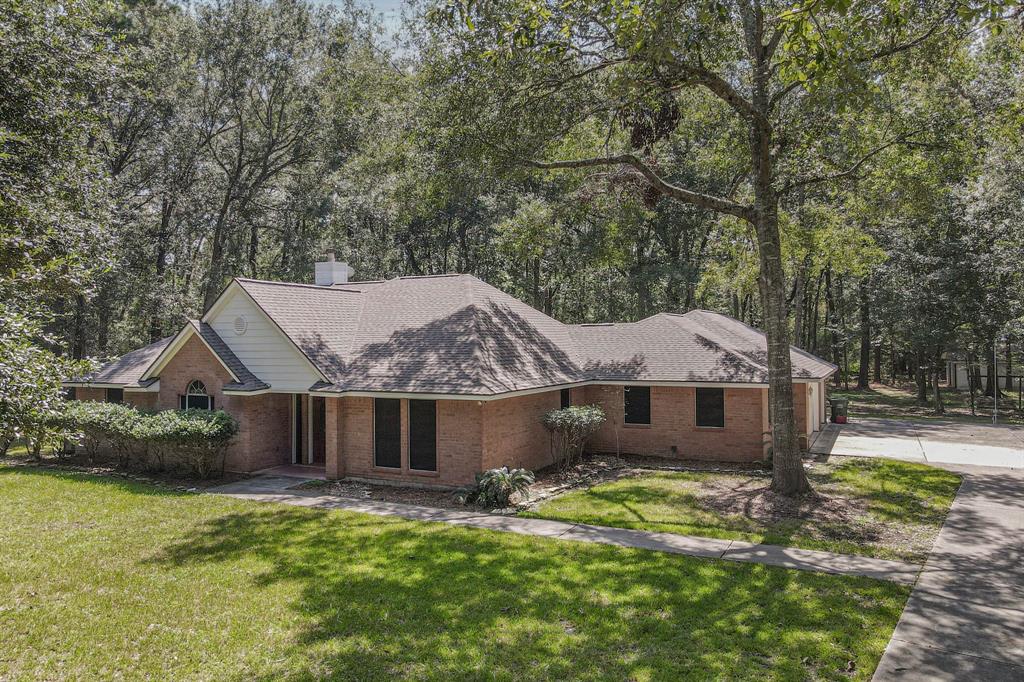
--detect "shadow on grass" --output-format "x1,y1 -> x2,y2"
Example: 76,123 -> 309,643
145,501 -> 904,680
827,459 -> 961,525
0,464 -> 190,498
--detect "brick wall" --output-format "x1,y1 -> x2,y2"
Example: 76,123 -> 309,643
481,390 -> 561,472
125,392 -> 157,410
331,397 -> 484,487
155,334 -> 290,472
581,384 -> 767,462
74,387 -> 107,402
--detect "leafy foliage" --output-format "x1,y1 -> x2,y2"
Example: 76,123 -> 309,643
542,405 -> 606,469
0,307 -> 95,458
467,466 -> 535,508
56,401 -> 238,478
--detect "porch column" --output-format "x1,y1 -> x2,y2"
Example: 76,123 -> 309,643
325,397 -> 343,479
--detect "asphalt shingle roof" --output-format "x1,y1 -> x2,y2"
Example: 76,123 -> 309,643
84,274 -> 835,395
78,336 -> 172,387
237,274 -> 835,395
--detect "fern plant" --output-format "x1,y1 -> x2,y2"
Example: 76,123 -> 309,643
471,467 -> 535,508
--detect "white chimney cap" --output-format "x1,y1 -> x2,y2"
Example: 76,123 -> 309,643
315,256 -> 353,286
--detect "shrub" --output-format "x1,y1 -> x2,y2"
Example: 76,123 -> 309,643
541,405 -> 606,469
54,401 -> 141,463
467,467 -> 535,508
0,307 -> 95,459
57,401 -> 238,478
141,409 -> 238,478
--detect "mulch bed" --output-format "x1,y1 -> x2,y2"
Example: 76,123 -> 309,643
300,454 -> 776,513
298,479 -> 471,510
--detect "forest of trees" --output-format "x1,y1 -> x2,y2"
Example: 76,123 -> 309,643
3,0 -> 1024,491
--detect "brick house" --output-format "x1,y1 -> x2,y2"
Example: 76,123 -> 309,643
65,257 -> 835,486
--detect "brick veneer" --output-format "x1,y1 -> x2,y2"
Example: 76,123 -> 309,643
75,387 -> 107,402
328,396 -> 484,487
75,348 -> 814,482
481,390 -> 562,472
794,383 -> 808,440
154,334 -> 291,472
581,384 -> 768,462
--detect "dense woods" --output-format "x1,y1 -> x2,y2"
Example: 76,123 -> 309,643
3,0 -> 1024,491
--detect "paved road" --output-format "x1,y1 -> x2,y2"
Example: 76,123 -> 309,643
810,417 -> 1024,469
873,464 -> 1024,680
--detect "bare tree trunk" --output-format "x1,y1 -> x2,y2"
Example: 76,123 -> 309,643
932,348 -> 945,414
857,279 -> 870,389
915,349 -> 928,405
968,351 -> 977,415
873,343 -> 882,383
150,196 -> 173,342
824,266 -> 841,386
792,260 -> 807,350
1006,339 -> 1013,391
71,295 -> 87,359
746,32 -> 808,496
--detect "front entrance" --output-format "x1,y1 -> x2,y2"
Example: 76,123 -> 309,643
292,394 -> 326,465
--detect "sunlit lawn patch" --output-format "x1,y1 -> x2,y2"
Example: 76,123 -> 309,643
526,457 -> 960,562
0,465 -> 908,681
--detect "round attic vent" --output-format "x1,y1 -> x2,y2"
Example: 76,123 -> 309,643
232,315 -> 248,335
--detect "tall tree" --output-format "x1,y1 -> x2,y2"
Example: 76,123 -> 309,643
428,0 -> 1003,494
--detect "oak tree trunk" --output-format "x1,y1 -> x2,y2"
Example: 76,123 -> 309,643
747,44 -> 809,496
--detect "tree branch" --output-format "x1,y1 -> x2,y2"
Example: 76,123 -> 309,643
527,154 -> 753,219
780,129 -> 922,194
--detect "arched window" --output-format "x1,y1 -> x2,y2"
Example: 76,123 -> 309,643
179,379 -> 213,410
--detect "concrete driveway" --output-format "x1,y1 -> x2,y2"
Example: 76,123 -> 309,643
810,417 -> 1024,469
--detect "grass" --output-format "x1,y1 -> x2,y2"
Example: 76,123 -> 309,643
525,458 -> 960,562
831,382 -> 1024,425
0,465 -> 909,681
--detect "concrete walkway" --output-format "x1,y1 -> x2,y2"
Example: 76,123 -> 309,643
811,417 -> 1024,469
209,477 -> 921,584
873,464 -> 1024,680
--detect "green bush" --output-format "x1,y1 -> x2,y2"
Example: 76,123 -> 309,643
1,306 -> 96,459
141,409 -> 238,478
541,405 -> 606,469
57,401 -> 238,478
54,401 -> 142,463
467,467 -> 535,508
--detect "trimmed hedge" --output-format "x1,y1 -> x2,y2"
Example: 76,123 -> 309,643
55,401 -> 238,478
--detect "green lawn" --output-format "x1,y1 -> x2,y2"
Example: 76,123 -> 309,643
525,458 -> 960,562
0,466 -> 908,681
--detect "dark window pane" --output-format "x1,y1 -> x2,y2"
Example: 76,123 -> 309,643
186,394 -> 211,410
374,398 -> 401,468
696,388 -> 725,427
560,388 -> 571,409
63,387 -> 76,400
408,399 -> 437,472
105,388 -> 123,404
624,386 -> 651,424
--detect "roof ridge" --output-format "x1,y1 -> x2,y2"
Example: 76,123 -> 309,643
396,273 -> 464,280
235,277 -> 364,293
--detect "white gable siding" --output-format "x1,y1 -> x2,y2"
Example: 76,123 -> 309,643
208,289 -> 321,392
